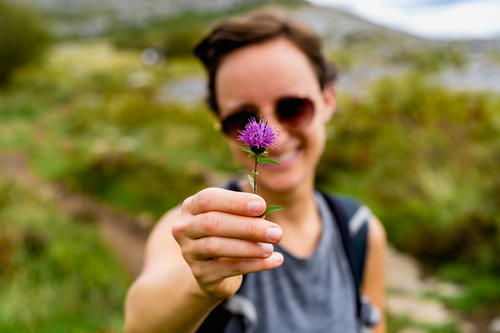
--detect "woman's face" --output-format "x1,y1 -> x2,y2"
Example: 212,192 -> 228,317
215,37 -> 336,193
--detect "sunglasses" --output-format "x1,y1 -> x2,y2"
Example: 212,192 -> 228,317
220,96 -> 315,139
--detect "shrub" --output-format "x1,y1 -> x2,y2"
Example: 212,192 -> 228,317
317,74 -> 500,312
0,1 -> 51,85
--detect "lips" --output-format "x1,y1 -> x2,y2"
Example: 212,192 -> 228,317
265,146 -> 302,169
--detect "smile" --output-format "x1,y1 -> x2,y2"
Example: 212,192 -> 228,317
265,146 -> 302,170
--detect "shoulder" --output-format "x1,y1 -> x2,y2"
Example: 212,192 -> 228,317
367,215 -> 386,249
323,192 -> 372,237
328,193 -> 384,235
365,214 -> 386,280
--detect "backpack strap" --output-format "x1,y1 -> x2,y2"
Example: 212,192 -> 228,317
329,195 -> 370,289
318,191 -> 381,329
317,190 -> 363,319
200,181 -> 374,330
224,179 -> 241,192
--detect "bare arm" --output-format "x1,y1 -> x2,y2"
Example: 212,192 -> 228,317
361,216 -> 387,333
124,188 -> 284,333
124,207 -> 217,333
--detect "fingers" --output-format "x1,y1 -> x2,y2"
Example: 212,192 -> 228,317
192,253 -> 284,285
174,187 -> 285,296
188,237 -> 274,260
185,211 -> 282,244
183,188 -> 266,217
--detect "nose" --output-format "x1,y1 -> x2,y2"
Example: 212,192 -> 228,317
259,110 -> 290,151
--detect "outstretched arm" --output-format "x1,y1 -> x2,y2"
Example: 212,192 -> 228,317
124,188 -> 284,333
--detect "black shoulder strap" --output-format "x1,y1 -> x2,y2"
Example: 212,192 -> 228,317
318,190 -> 363,320
196,300 -> 232,332
329,195 -> 369,289
224,179 -> 241,192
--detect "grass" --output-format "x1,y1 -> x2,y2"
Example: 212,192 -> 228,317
0,178 -> 128,332
1,42 -> 237,218
0,29 -> 499,329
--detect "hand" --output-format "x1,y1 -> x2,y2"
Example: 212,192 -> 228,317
172,187 -> 284,300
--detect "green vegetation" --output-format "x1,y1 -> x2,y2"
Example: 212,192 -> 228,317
1,42 -> 236,218
334,30 -> 466,72
318,74 -> 500,314
387,45 -> 466,72
0,178 -> 128,332
0,1 -> 51,84
1,3 -> 499,330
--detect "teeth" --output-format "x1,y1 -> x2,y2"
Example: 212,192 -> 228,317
270,149 -> 297,163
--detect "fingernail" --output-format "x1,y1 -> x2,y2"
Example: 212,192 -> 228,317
248,200 -> 263,214
260,243 -> 273,255
271,252 -> 284,264
267,227 -> 282,242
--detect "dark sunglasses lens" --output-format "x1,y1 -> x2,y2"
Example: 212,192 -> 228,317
221,111 -> 257,138
276,97 -> 314,127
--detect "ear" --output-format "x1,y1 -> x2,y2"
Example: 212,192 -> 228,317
321,83 -> 336,122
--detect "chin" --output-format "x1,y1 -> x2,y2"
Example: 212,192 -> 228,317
258,169 -> 311,194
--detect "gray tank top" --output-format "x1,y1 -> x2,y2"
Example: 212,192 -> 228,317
226,192 -> 359,333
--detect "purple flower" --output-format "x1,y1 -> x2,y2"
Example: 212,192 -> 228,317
237,118 -> 277,154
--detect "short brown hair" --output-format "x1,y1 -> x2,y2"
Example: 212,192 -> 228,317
193,9 -> 338,115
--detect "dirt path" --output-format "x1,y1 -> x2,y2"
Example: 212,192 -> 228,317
0,152 -> 486,332
0,153 -> 150,278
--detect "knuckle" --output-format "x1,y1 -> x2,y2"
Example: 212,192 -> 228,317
171,220 -> 187,240
203,237 -> 219,255
190,261 -> 203,279
177,239 -> 193,261
231,260 -> 245,275
227,195 -> 241,211
196,188 -> 213,211
200,212 -> 220,234
247,220 -> 261,239
181,196 -> 192,213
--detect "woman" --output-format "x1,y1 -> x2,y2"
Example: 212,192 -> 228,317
125,10 -> 386,333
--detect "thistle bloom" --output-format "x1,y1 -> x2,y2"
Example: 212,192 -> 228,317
237,118 -> 277,154
236,118 -> 283,214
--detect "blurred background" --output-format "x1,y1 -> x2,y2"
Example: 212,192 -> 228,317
0,0 -> 499,332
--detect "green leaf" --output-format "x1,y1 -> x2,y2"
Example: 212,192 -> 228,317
241,147 -> 255,159
259,205 -> 284,217
248,174 -> 255,192
261,158 -> 279,165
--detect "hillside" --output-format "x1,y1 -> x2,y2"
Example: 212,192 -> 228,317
20,0 -> 497,93
2,1 -> 499,331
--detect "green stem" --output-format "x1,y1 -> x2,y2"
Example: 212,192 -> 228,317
254,155 -> 258,193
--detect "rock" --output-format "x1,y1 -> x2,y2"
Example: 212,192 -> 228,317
385,246 -> 426,294
423,279 -> 462,299
158,76 -> 205,104
387,295 -> 455,324
490,317 -> 500,333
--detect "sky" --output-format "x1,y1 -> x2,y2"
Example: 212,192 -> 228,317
307,0 -> 500,39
